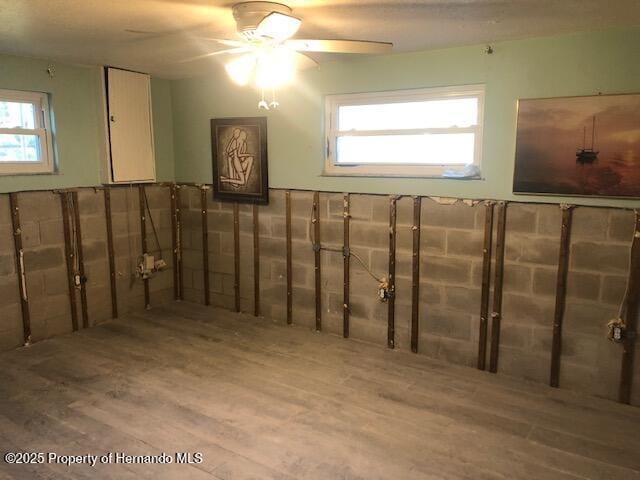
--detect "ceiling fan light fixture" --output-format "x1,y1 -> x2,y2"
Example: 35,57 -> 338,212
225,54 -> 256,86
255,12 -> 301,41
254,46 -> 296,89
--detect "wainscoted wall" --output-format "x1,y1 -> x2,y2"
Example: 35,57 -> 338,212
0,186 -> 175,350
179,186 -> 639,405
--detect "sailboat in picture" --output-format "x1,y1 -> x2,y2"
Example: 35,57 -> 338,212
576,116 -> 599,165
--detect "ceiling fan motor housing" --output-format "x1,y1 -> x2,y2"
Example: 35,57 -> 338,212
232,1 -> 293,40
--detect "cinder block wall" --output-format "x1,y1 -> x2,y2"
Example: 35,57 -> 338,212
0,186 -> 175,351
180,186 -> 639,405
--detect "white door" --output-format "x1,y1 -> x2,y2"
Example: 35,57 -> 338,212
107,68 -> 156,182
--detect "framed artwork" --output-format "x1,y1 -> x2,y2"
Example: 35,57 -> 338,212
211,117 -> 269,204
513,93 -> 640,198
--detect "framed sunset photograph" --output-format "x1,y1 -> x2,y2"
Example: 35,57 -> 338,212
513,93 -> 640,198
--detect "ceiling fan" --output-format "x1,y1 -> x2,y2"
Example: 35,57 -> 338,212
184,1 -> 393,109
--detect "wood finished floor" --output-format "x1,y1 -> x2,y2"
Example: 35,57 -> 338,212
1,302 -> 639,480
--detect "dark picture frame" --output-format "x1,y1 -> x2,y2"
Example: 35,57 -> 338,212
513,93 -> 640,198
211,117 -> 269,204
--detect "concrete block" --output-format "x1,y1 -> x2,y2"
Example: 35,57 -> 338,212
571,208 -> 608,240
82,240 -> 107,262
561,333 -> 600,365
443,285 -> 480,312
24,247 -> 64,271
290,192 -> 313,218
38,219 -> 65,246
506,235 -> 559,266
505,204 -> 537,233
499,322 -> 533,349
532,267 -> 557,296
20,222 -> 40,249
566,271 -> 600,300
208,211 -> 234,232
347,195 -> 374,221
503,263 -> 532,293
419,282 -> 442,305
421,200 -> 477,230
608,209 -> 636,242
0,277 -> 19,307
421,255 -> 471,285
271,216 -> 307,240
600,274 -> 627,305
77,191 -> 102,216
536,204 -> 561,236
259,237 -> 286,258
571,242 -> 630,273
530,325 -> 553,353
25,271 -> 44,298
17,192 -> 61,222
422,228 -> 446,255
0,225 -> 13,253
80,216 -> 107,241
502,293 -> 554,326
423,306 -> 472,340
446,230 -> 484,257
0,253 -> 14,276
564,301 -> 617,335
0,195 -> 11,225
350,222 -> 388,249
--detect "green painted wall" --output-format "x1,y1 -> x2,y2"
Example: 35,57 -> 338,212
0,54 -> 175,193
171,27 -> 640,208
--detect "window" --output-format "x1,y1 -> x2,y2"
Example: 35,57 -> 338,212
325,85 -> 484,177
0,89 -> 55,175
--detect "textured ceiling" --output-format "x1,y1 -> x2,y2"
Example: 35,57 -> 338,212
0,0 -> 639,78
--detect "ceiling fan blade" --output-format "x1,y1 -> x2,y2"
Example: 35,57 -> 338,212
255,12 -> 301,41
177,47 -> 250,64
196,38 -> 247,48
285,39 -> 392,54
294,52 -> 319,70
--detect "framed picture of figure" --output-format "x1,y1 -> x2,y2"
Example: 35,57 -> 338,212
211,117 -> 269,204
513,93 -> 640,198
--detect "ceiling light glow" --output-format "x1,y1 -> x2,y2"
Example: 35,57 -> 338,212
225,54 -> 256,86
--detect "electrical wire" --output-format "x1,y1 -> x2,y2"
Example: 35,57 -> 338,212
618,211 -> 639,319
307,201 -> 385,285
143,188 -> 163,258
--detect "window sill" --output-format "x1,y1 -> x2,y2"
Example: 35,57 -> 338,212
322,163 -> 483,180
320,172 -> 484,180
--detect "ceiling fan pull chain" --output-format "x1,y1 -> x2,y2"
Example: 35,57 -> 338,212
270,88 -> 280,109
258,88 -> 269,110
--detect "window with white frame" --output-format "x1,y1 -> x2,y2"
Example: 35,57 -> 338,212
325,85 -> 485,177
0,89 -> 55,175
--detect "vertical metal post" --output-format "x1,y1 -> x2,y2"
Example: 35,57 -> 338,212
387,196 -> 397,349
550,205 -> 573,388
489,201 -> 507,373
253,204 -> 260,317
9,193 -> 31,344
169,184 -> 180,301
200,187 -> 210,306
478,201 -> 495,370
313,191 -> 322,331
138,186 -> 150,310
104,188 -> 118,318
285,191 -> 293,324
411,196 -> 421,353
233,202 -> 241,313
343,193 -> 350,338
60,193 -> 79,331
71,191 -> 89,328
619,211 -> 640,404
176,185 -> 184,301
